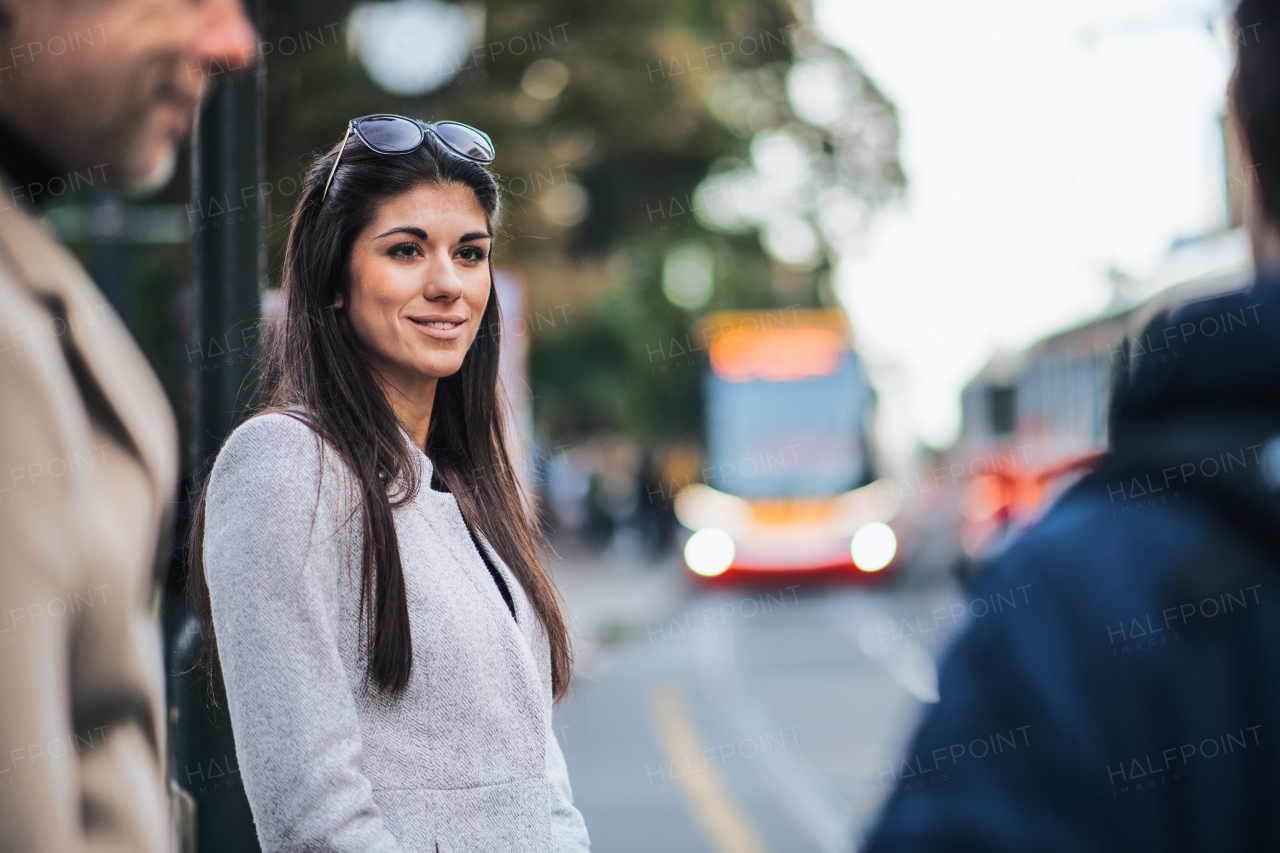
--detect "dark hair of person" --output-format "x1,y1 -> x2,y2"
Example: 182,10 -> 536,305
186,130 -> 572,700
1231,0 -> 1280,220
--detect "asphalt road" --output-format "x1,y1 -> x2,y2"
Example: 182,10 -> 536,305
551,560 -> 967,853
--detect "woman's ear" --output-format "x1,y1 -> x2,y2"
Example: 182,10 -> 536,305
334,292 -> 345,310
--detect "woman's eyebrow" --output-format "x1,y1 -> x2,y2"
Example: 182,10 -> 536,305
373,226 -> 428,240
459,230 -> 492,242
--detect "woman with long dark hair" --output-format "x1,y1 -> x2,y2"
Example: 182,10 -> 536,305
188,115 -> 589,852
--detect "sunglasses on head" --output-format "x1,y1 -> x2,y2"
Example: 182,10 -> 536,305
322,114 -> 495,202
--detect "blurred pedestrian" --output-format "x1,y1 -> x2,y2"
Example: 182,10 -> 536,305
865,2 -> 1280,851
0,1 -> 255,850
188,116 -> 590,851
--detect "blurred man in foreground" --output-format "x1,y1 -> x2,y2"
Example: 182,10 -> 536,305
866,2 -> 1280,851
0,1 -> 255,850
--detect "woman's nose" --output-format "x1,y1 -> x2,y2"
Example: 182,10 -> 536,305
421,251 -> 465,298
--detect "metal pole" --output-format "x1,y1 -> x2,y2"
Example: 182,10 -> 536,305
167,1 -> 264,849
190,26 -> 266,474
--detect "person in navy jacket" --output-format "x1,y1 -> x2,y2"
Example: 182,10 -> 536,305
866,2 -> 1280,850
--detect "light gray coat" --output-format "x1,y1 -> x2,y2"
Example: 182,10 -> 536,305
202,412 -> 590,853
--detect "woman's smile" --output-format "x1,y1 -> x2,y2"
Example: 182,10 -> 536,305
407,314 -> 466,339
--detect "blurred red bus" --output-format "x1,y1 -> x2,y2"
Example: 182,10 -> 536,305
673,308 -> 903,584
952,230 -> 1253,570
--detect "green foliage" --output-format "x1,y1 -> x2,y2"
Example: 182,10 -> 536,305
257,0 -> 902,444
53,0 -> 900,458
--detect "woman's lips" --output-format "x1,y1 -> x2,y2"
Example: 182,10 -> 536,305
408,317 -> 464,340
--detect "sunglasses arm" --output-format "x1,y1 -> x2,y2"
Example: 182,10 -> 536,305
322,124 -> 353,202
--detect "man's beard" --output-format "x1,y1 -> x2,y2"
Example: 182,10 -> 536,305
117,55 -> 194,196
124,142 -> 178,196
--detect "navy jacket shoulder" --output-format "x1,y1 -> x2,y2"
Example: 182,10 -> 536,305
867,277 -> 1280,853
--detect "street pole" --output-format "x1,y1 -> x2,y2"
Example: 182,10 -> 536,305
190,28 -> 266,472
166,1 -> 264,850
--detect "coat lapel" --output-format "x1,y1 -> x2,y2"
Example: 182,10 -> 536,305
0,192 -> 178,507
473,529 -> 550,690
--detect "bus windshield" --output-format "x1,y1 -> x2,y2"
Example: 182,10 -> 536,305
704,351 -> 869,498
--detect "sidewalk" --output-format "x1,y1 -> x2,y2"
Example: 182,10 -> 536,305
548,545 -> 695,677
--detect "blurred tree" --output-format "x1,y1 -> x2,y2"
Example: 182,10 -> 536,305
260,0 -> 904,445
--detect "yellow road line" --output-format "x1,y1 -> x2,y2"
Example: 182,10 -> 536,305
647,681 -> 771,853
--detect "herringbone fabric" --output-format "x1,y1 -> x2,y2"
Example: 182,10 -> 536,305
202,412 -> 589,853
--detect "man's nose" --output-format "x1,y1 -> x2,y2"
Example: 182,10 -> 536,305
191,0 -> 260,75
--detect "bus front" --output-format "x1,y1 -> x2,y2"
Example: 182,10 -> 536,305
675,310 -> 900,583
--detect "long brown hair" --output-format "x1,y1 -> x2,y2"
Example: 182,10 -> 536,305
187,128 -> 572,699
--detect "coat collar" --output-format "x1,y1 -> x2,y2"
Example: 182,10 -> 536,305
0,177 -> 177,507
396,421 -> 437,484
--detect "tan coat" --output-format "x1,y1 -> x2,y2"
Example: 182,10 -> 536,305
0,184 -> 178,852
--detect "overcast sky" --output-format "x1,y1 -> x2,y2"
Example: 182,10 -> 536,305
814,0 -> 1235,448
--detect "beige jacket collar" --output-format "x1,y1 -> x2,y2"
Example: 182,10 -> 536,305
0,179 -> 178,505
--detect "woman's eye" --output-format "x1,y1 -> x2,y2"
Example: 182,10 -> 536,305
457,245 -> 488,262
388,243 -> 420,259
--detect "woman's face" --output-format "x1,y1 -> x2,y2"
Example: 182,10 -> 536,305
337,182 -> 492,394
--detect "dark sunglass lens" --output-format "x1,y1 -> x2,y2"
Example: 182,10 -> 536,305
433,122 -> 495,161
357,116 -> 423,153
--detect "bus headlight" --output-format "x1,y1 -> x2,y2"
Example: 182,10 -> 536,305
684,528 -> 735,577
852,522 -> 896,572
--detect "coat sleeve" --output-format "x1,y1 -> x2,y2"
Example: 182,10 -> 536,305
202,413 -> 405,853
546,707 -> 591,852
